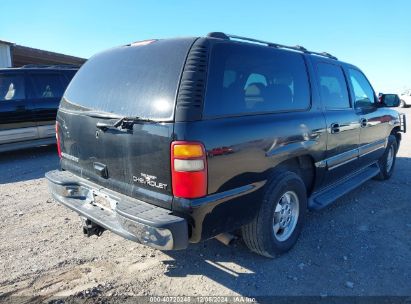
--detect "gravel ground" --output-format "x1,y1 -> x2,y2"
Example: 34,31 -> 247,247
0,108 -> 410,302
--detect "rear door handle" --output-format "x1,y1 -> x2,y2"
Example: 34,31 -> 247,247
360,118 -> 368,128
330,123 -> 340,134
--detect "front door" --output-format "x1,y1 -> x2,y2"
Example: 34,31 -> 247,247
346,68 -> 389,167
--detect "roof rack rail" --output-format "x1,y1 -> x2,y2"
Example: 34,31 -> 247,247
22,64 -> 80,69
206,32 -> 338,60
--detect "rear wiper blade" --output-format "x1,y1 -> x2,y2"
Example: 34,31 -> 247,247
96,116 -> 157,131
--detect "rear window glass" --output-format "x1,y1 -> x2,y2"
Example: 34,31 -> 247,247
62,39 -> 193,120
204,43 -> 311,117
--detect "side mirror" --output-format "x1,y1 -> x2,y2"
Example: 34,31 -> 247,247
379,94 -> 400,107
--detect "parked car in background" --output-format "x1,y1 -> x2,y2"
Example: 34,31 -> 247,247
0,65 -> 78,153
399,89 -> 411,107
46,33 -> 406,258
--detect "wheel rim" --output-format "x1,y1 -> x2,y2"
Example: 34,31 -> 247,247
386,145 -> 395,172
273,191 -> 299,242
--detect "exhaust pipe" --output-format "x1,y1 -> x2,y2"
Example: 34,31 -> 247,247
215,233 -> 236,246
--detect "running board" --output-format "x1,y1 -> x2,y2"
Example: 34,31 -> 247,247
309,164 -> 380,210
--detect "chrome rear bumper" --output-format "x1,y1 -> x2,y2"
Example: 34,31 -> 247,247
46,170 -> 188,250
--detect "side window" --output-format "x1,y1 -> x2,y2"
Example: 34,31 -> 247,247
244,73 -> 268,109
0,74 -> 25,101
204,44 -> 311,117
244,73 -> 267,88
29,74 -> 65,99
316,63 -> 350,109
223,70 -> 236,88
61,70 -> 77,86
348,69 -> 376,108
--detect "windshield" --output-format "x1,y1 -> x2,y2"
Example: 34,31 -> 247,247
62,38 -> 195,120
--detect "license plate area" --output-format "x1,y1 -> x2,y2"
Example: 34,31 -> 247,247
90,191 -> 118,212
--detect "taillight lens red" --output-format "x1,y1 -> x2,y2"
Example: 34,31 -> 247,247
171,141 -> 207,199
55,121 -> 62,158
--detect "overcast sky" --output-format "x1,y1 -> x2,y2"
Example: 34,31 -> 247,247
1,0 -> 410,93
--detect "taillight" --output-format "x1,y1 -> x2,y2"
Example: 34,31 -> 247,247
55,121 -> 62,158
171,141 -> 207,199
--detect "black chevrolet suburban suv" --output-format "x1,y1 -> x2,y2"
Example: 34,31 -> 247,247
46,33 -> 406,257
0,65 -> 77,153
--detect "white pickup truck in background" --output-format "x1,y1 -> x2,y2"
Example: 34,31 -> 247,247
400,89 -> 411,107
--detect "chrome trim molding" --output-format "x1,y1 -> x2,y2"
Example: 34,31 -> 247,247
314,160 -> 326,168
314,138 -> 388,171
326,148 -> 359,170
358,139 -> 386,158
328,156 -> 357,171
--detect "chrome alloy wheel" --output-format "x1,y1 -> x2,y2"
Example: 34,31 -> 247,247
386,145 -> 395,172
273,191 -> 299,242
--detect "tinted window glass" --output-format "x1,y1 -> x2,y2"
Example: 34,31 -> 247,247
348,68 -> 376,108
61,70 -> 77,86
204,43 -> 310,117
316,63 -> 350,109
245,73 -> 267,88
0,74 -> 25,101
29,74 -> 65,99
63,39 -> 193,120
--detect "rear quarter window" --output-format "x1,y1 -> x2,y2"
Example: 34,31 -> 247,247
204,43 -> 311,117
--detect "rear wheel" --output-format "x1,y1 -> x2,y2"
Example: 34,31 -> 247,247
375,135 -> 398,180
241,171 -> 307,258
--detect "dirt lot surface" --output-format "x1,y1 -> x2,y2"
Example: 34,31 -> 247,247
0,108 -> 410,302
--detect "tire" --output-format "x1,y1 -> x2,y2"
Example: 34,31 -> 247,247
399,100 -> 407,108
241,171 -> 307,258
375,135 -> 398,180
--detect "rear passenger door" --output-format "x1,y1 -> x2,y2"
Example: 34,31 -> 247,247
316,62 -> 361,185
0,72 -> 37,145
346,68 -> 387,167
27,72 -> 66,139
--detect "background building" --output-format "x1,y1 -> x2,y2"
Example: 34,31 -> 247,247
0,39 -> 86,68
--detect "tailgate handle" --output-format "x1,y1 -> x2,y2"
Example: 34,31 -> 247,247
93,162 -> 108,179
